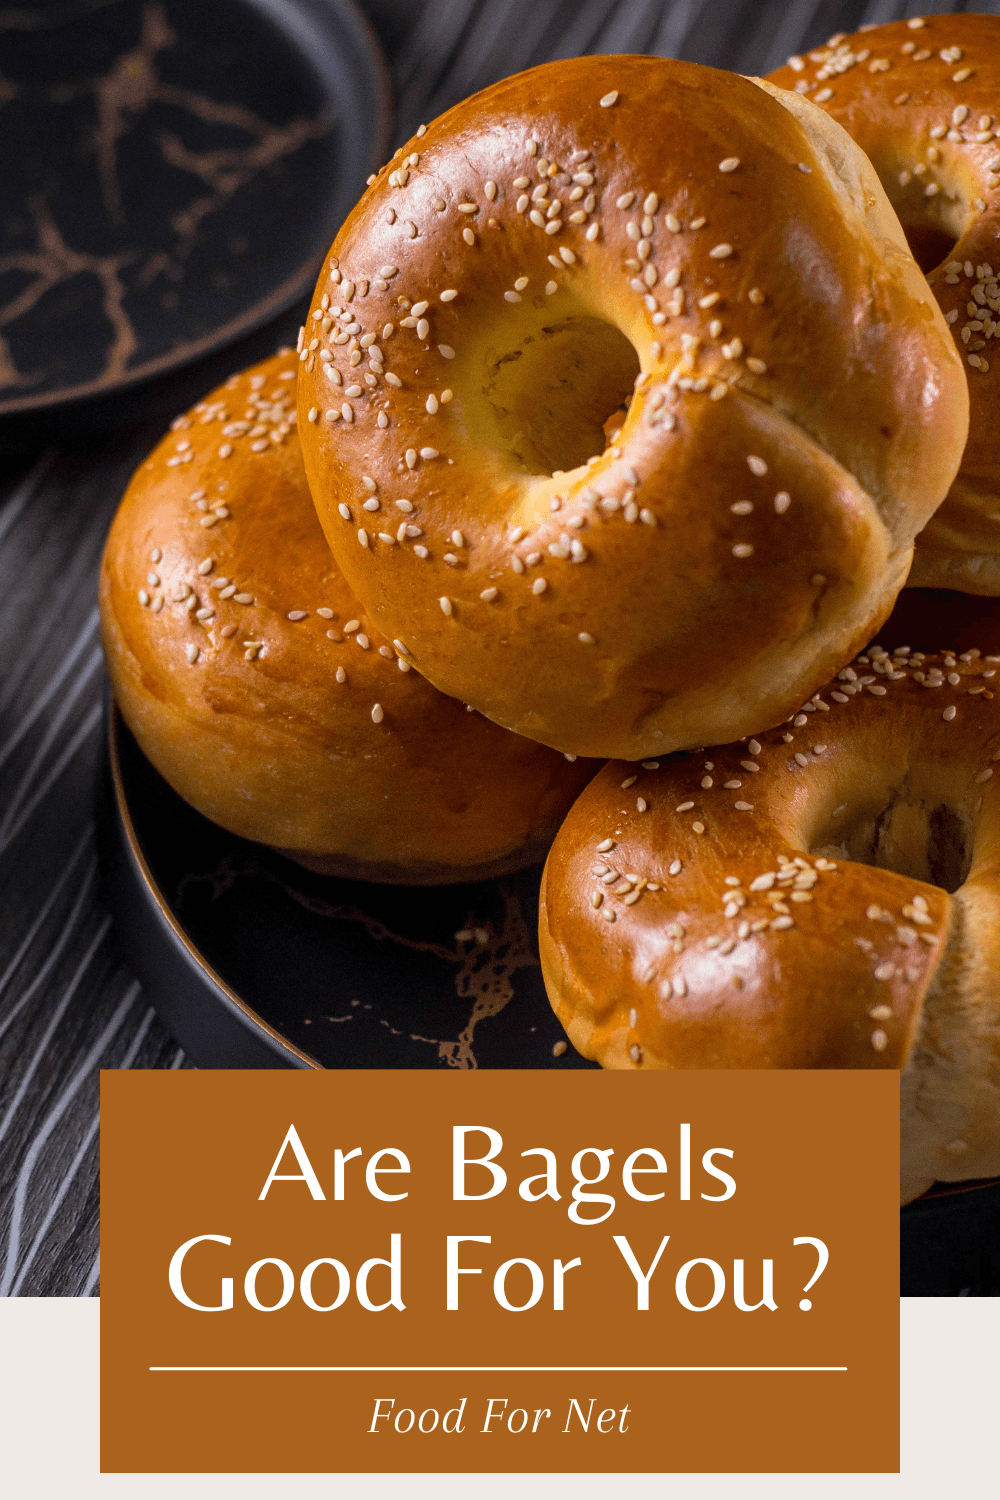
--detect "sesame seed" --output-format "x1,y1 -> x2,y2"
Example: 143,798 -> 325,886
438,345 -> 455,360
439,597 -> 453,616
371,703 -> 384,724
871,1030 -> 888,1053
719,157 -> 740,173
732,543 -> 754,559
692,821 -> 705,834
669,860 -> 682,876
709,243 -> 733,259
676,801 -> 694,812
600,91 -> 619,107
797,162 -> 811,173
943,706 -> 957,721
185,644 -> 199,664
532,578 -> 547,595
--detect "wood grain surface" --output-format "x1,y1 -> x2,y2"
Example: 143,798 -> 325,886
1,0 -> 995,1298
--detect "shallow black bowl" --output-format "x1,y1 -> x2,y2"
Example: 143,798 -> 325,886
96,702 -> 1000,1293
0,0 -> 390,446
97,702 -> 596,1071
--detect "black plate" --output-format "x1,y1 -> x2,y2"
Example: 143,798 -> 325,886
96,702 -> 1000,1290
98,702 -> 597,1072
0,0 -> 389,434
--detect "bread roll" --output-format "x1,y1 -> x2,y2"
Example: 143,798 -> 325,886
298,54 -> 968,759
769,14 -> 1000,594
99,351 -> 597,883
539,590 -> 1000,1203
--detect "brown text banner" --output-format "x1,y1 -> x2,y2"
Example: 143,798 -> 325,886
100,1069 -> 898,1473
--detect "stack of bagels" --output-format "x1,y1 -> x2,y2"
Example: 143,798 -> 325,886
101,16 -> 1000,1201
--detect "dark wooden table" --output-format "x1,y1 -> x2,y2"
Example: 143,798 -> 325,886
1,0 -> 996,1297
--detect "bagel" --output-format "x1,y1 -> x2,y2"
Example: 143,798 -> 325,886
538,590 -> 1000,1203
99,351 -> 597,884
297,53 -> 967,761
768,13 -> 1000,595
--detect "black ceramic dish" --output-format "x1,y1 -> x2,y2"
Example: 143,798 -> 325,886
98,701 -> 596,1072
0,0 -> 390,445
97,700 -> 1000,1292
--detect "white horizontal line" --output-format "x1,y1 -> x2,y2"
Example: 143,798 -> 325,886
150,1366 -> 848,1374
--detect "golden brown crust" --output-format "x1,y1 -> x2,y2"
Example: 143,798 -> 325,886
298,53 -> 967,759
540,589 -> 1000,1200
98,351 -> 597,883
768,14 -> 1000,594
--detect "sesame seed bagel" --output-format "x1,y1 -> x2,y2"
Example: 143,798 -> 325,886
769,13 -> 1000,595
539,593 -> 1000,1203
98,351 -> 597,884
297,54 -> 967,761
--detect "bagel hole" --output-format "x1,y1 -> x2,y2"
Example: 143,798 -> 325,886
810,795 -> 973,894
875,170 -> 966,274
899,222 -> 959,277
474,315 -> 640,475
